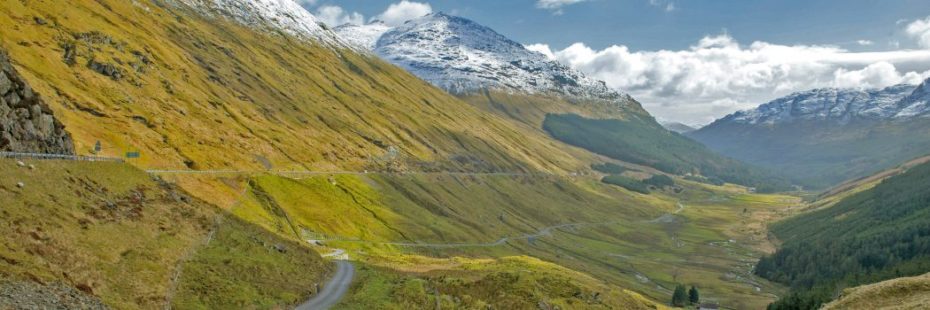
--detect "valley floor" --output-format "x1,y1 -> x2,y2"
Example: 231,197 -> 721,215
162,171 -> 800,309
0,157 -> 801,309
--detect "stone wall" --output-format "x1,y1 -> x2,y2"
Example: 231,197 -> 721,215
0,50 -> 74,154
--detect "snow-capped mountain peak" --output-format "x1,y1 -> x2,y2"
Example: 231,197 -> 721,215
721,83 -> 922,126
896,78 -> 930,118
336,12 -> 630,104
173,0 -> 345,47
333,20 -> 392,50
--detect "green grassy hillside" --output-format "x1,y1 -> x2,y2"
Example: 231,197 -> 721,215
689,119 -> 930,189
756,160 -> 930,309
822,272 -> 930,310
542,113 -> 793,192
0,0 -> 598,174
339,256 -> 665,310
0,158 -> 329,309
197,172 -> 797,309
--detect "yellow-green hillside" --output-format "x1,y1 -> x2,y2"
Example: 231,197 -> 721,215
0,158 -> 329,309
0,0 -> 601,173
340,256 -> 667,310
221,172 -> 796,309
822,272 -> 930,310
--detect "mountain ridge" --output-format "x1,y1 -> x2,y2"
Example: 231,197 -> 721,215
706,83 -> 921,127
336,13 -> 638,111
690,78 -> 930,188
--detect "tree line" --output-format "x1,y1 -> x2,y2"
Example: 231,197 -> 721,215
756,161 -> 930,309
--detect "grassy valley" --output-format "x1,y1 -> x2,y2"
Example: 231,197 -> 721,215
542,113 -> 793,192
160,171 -> 799,309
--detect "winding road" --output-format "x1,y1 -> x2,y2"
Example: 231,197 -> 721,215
297,260 -> 355,310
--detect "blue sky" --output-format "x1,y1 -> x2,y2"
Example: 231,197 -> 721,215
306,0 -> 928,51
301,0 -> 930,124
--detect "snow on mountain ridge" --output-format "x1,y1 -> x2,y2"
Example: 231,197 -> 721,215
334,21 -> 392,50
173,0 -> 345,47
896,78 -> 930,118
336,13 -> 631,104
720,83 -> 923,126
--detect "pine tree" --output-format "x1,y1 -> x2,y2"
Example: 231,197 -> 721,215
671,284 -> 687,307
689,286 -> 700,304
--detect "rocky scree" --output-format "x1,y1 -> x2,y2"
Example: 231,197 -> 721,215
0,50 -> 74,154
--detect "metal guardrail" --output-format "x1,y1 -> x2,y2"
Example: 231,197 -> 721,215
0,151 -> 124,162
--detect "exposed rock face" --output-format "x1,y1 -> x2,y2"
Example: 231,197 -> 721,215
0,280 -> 108,310
0,50 -> 74,154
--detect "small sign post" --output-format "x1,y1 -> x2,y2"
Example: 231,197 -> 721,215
94,141 -> 102,154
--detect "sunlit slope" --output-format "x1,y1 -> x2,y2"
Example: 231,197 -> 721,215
339,256 -> 666,310
220,173 -> 794,309
822,272 -> 930,310
0,0 -> 594,173
0,159 -> 329,309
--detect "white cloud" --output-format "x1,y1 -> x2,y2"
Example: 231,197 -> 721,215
525,43 -> 556,60
536,0 -> 587,15
535,34 -> 930,124
315,5 -> 365,27
665,3 -> 675,12
906,16 -> 930,48
373,1 -> 433,26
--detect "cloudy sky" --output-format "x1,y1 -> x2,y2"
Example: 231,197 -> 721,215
301,0 -> 930,125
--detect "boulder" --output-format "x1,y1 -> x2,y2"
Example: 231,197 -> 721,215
0,50 -> 75,154
0,72 -> 10,94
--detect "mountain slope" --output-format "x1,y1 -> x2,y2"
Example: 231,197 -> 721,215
0,158 -> 331,309
661,121 -> 696,134
542,113 -> 792,192
690,81 -> 930,188
756,159 -> 930,309
336,13 -> 790,190
0,50 -> 73,154
0,0 -> 607,174
338,13 -> 632,105
822,272 -> 930,310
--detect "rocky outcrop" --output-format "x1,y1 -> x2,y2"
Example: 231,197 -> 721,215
0,280 -> 108,310
0,50 -> 74,154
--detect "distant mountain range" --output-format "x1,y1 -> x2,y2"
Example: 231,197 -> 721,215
709,83 -> 924,126
690,78 -> 930,188
660,122 -> 696,134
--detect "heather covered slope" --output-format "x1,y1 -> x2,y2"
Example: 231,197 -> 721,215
0,0 -> 599,174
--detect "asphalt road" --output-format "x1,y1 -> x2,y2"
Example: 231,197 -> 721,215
296,260 -> 355,310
